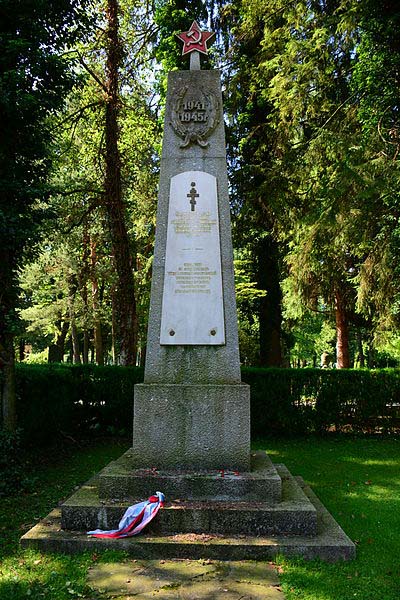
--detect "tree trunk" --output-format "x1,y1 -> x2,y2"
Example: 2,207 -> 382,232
94,321 -> 104,365
356,330 -> 365,368
83,331 -> 89,364
0,251 -> 17,431
0,334 -> 17,431
366,334 -> 375,368
80,223 -> 90,365
111,285 -> 118,365
334,289 -> 350,369
19,339 -> 25,362
257,236 -> 283,367
90,332 -> 95,363
104,0 -> 137,365
68,279 -> 81,364
90,237 -> 104,366
140,344 -> 146,367
48,344 -> 61,363
49,316 -> 69,363
70,319 -> 81,364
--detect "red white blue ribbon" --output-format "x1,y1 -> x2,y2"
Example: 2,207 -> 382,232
87,491 -> 165,538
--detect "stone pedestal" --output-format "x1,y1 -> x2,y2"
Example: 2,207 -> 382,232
132,384 -> 250,471
133,68 -> 251,472
21,449 -> 355,561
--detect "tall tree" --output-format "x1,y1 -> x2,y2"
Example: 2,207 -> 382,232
69,0 -> 159,365
231,0 -> 365,368
348,1 -> 400,342
19,0 -> 159,366
103,0 -> 137,365
227,5 -> 287,366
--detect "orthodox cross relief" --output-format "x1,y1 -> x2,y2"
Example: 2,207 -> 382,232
187,182 -> 199,211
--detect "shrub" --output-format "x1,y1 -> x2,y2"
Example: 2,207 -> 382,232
0,428 -> 36,496
14,363 -> 144,445
242,367 -> 400,436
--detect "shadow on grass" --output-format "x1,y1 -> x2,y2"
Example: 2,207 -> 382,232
0,550 -> 105,600
0,437 -> 129,561
1,436 -> 400,600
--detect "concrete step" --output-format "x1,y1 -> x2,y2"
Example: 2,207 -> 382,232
98,450 -> 281,503
20,473 -> 355,562
60,464 -> 316,537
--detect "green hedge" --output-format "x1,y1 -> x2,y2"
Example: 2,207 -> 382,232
14,364 -> 144,444
1,364 -> 400,444
241,367 -> 400,436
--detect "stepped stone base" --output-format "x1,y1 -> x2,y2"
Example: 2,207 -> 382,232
20,451 -> 355,562
20,475 -> 355,562
98,450 -> 281,503
61,465 -> 316,537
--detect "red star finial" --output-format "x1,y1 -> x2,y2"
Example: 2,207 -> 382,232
176,21 -> 216,56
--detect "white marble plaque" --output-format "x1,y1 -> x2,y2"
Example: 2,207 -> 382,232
160,171 -> 225,345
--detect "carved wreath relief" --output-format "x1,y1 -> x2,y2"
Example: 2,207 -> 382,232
170,85 -> 219,148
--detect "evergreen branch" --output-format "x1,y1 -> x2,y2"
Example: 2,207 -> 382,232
317,91 -> 361,134
58,117 -> 81,157
131,22 -> 160,45
61,198 -> 104,234
51,101 -> 102,133
54,187 -> 104,197
77,53 -> 108,93
292,91 -> 364,148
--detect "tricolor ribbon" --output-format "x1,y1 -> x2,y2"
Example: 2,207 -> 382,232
87,491 -> 165,538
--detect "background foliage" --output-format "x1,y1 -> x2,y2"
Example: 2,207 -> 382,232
1,364 -> 399,445
2,0 -> 400,432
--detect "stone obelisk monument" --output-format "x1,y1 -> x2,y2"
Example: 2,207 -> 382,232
21,22 -> 355,562
132,21 -> 250,471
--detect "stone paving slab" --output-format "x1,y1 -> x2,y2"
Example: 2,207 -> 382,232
87,559 -> 283,599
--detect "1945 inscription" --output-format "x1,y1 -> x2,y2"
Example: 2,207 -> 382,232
178,100 -> 208,123
170,85 -> 219,148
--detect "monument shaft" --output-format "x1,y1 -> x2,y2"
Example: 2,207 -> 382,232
145,70 -> 242,383
133,69 -> 250,471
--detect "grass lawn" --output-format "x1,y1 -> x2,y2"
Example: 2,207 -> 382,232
259,437 -> 400,600
0,435 -> 399,599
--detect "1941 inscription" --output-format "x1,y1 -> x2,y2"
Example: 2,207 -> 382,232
179,100 -> 208,123
170,85 -> 219,148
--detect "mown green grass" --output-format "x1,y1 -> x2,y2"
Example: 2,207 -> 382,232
257,437 -> 400,600
1,436 -> 399,599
